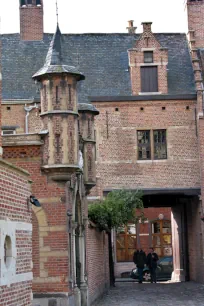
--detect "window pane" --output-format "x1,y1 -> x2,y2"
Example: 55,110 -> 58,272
137,130 -> 151,160
144,51 -> 153,63
127,224 -> 136,234
117,226 -> 125,234
162,221 -> 171,234
163,247 -> 173,256
152,236 -> 161,247
152,222 -> 160,233
154,130 -> 167,159
163,235 -> 172,245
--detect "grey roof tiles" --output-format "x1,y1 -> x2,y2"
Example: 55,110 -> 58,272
32,25 -> 85,81
1,32 -> 196,103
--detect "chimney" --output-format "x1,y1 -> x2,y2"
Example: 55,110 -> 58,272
142,22 -> 152,33
0,40 -> 2,155
127,20 -> 137,34
20,0 -> 44,41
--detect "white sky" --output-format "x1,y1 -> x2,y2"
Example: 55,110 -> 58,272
0,0 -> 188,34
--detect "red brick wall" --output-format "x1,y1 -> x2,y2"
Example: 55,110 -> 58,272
87,226 -> 109,304
187,0 -> 204,49
0,160 -> 32,306
20,3 -> 43,41
0,41 -> 2,149
32,212 -> 40,278
1,103 -> 42,134
0,282 -> 32,306
3,146 -> 69,294
2,104 -> 25,133
93,99 -> 199,193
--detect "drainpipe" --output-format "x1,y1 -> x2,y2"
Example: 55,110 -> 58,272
24,103 -> 38,134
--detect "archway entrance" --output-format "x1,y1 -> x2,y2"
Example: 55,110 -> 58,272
142,190 -> 200,282
105,188 -> 200,282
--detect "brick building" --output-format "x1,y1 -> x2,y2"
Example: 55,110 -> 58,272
1,0 -> 204,305
0,34 -> 33,305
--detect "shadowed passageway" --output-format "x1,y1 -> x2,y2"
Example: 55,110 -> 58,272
92,282 -> 204,306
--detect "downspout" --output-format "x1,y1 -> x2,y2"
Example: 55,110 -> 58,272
24,103 -> 38,134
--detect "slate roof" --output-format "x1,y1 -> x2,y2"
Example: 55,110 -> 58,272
33,25 -> 85,81
1,32 -> 196,103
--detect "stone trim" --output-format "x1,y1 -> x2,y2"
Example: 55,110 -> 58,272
0,220 -> 32,286
90,94 -> 197,102
0,158 -> 30,176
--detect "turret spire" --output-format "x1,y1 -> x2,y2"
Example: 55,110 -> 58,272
33,25 -> 85,81
56,0 -> 59,25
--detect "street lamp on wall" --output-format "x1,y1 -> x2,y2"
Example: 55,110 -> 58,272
30,195 -> 41,207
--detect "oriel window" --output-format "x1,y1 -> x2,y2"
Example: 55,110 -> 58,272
137,130 -> 151,160
154,129 -> 167,159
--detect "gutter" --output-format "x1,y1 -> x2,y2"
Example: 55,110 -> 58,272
24,103 -> 38,134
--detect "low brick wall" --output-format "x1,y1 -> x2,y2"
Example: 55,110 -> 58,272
0,159 -> 32,306
87,226 -> 109,305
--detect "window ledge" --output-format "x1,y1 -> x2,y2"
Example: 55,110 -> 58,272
136,159 -> 167,163
139,92 -> 162,95
138,62 -> 168,67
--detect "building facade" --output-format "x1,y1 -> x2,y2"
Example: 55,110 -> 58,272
1,0 -> 204,305
0,37 -> 33,306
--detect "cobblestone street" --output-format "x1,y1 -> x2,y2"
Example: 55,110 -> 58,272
93,282 -> 204,306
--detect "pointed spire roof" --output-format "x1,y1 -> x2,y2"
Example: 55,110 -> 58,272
33,25 -> 85,81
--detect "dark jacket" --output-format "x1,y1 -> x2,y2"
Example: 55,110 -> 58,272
146,252 -> 159,268
133,250 -> 146,269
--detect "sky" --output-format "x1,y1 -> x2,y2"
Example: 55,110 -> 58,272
0,0 -> 188,34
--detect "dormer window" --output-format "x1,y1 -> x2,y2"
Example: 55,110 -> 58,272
144,51 -> 153,63
20,0 -> 42,6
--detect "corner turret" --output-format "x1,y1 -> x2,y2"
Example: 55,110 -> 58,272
33,25 -> 85,182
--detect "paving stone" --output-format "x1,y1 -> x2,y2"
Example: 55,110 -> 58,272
92,282 -> 204,306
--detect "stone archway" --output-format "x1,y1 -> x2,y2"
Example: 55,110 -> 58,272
32,206 -> 49,281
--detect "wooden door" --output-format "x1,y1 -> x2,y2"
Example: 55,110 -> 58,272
141,66 -> 158,92
116,224 -> 137,262
151,220 -> 172,258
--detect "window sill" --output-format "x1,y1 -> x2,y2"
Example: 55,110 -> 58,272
139,92 -> 162,95
136,159 -> 167,163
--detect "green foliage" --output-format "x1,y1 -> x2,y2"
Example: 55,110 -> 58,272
88,190 -> 145,231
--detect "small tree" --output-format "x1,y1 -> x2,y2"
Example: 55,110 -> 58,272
88,190 -> 145,286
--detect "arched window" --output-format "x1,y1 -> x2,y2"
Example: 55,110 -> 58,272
151,220 -> 172,257
4,235 -> 12,268
116,223 -> 137,262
